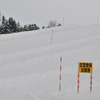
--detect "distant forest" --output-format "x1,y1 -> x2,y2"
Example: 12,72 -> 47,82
0,14 -> 62,34
0,15 -> 40,34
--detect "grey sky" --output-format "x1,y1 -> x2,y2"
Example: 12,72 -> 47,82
0,0 -> 100,27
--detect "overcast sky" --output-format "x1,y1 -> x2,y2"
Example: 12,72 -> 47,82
0,0 -> 100,27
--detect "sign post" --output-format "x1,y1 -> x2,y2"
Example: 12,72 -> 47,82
77,72 -> 80,93
90,73 -> 92,92
77,62 -> 93,93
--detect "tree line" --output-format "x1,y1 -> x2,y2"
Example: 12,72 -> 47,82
0,15 -> 62,34
0,15 -> 40,34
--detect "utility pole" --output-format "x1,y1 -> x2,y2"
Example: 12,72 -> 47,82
51,30 -> 53,45
97,16 -> 99,27
63,17 -> 65,26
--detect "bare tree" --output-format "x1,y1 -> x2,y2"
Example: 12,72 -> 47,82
48,20 -> 57,28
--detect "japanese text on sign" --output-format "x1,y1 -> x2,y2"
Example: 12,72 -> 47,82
78,62 -> 93,73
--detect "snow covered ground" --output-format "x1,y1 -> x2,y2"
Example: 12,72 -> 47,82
0,24 -> 100,100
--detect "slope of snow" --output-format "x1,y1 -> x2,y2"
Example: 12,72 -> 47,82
0,25 -> 100,100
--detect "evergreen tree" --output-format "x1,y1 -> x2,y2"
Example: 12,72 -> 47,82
33,24 -> 40,30
16,22 -> 22,32
0,15 -> 40,34
0,15 -> 11,34
2,15 -> 6,25
8,17 -> 17,33
23,25 -> 28,31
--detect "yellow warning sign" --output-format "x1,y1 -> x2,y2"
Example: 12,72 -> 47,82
78,62 -> 93,73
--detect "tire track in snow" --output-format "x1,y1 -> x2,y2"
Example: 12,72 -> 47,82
0,34 -> 100,66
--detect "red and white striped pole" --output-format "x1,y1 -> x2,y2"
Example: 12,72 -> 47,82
90,73 -> 92,92
51,30 -> 53,45
77,73 -> 80,93
51,34 -> 53,45
59,57 -> 62,92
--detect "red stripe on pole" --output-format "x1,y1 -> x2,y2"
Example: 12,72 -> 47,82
60,57 -> 62,62
60,75 -> 61,80
91,76 -> 92,80
91,81 -> 92,85
78,74 -> 80,78
78,80 -> 79,84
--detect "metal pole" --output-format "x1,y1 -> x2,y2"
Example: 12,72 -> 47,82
77,73 -> 80,93
90,73 -> 92,92
51,30 -> 53,45
59,57 -> 62,92
97,16 -> 99,27
63,17 -> 65,26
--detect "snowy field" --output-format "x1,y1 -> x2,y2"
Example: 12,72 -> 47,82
0,25 -> 100,100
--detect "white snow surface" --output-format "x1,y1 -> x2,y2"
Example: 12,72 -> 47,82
0,25 -> 100,100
